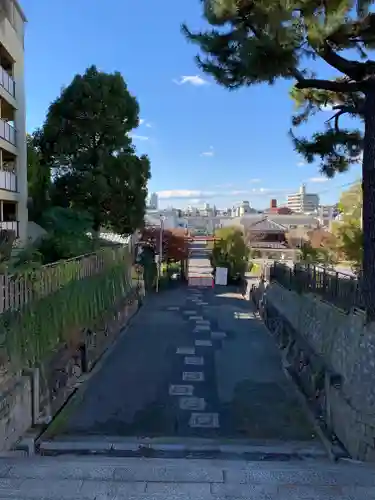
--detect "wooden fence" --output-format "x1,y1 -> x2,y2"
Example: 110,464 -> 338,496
0,247 -> 131,314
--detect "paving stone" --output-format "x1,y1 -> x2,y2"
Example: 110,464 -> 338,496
193,325 -> 211,331
196,320 -> 210,325
146,482 -> 211,496
169,384 -> 194,396
189,412 -> 220,428
167,306 -> 180,311
225,466 -> 373,486
211,483 -> 279,498
176,347 -> 195,355
184,310 -> 197,315
183,371 -> 205,382
189,316 -> 203,321
81,479 -> 146,497
179,397 -> 206,411
113,463 -> 224,483
184,356 -> 204,365
6,462 -> 115,480
2,478 -> 84,498
195,340 -> 213,347
211,331 -> 227,340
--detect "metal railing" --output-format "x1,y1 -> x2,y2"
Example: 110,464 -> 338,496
0,220 -> 18,237
0,119 -> 15,145
0,67 -> 15,97
0,169 -> 16,191
270,262 -> 364,312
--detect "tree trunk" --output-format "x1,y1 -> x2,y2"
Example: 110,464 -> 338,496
362,89 -> 375,321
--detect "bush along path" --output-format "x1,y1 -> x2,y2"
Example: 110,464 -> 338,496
0,246 -> 144,451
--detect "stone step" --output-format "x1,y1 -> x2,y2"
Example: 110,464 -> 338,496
0,455 -> 373,499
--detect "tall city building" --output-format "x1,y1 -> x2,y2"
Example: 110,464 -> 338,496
287,184 -> 319,213
148,192 -> 158,210
0,0 -> 27,244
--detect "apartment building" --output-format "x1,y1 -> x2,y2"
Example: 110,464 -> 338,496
287,184 -> 319,213
0,0 -> 27,244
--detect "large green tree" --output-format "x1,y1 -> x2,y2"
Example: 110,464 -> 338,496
211,227 -> 249,278
40,65 -> 149,235
27,131 -> 51,222
184,0 -> 375,319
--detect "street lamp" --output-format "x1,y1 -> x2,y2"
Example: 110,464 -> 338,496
156,215 -> 165,293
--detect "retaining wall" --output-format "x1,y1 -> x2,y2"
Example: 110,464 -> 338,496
260,281 -> 375,461
0,292 -> 141,452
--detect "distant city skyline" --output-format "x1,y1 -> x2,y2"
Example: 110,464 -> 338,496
155,180 -> 354,210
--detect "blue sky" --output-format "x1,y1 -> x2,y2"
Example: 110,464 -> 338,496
23,0 -> 361,209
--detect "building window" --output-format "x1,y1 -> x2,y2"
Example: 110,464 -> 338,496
2,200 -> 16,221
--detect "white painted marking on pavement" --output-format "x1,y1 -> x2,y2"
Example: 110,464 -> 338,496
195,340 -> 213,347
184,356 -> 204,365
179,397 -> 206,411
176,347 -> 195,355
194,325 -> 211,331
169,385 -> 194,396
183,371 -> 205,382
189,412 -> 220,428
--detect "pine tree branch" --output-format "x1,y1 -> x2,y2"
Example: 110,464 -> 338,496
295,79 -> 363,93
319,43 -> 364,80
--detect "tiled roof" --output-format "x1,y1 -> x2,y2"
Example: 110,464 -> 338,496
248,218 -> 287,232
250,241 -> 289,249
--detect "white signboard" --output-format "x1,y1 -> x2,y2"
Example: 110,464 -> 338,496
215,267 -> 228,286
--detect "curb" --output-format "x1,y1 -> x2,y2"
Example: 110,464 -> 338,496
38,437 -> 329,461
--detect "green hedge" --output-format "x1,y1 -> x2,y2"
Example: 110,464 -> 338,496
1,263 -> 132,371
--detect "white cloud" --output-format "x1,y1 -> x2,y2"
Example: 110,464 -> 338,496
157,187 -> 289,200
157,190 -> 214,199
308,177 -> 329,183
297,161 -> 306,167
249,178 -> 261,183
130,134 -> 149,141
139,118 -> 152,128
173,75 -> 209,86
201,146 -> 214,157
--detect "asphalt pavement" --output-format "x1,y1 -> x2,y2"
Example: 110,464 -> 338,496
43,243 -> 319,449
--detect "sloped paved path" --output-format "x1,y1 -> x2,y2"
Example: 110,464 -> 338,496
43,282 -> 318,447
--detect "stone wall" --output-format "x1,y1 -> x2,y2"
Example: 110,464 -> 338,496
0,290 -> 141,452
261,281 -> 375,461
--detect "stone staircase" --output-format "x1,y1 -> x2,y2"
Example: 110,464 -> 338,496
0,454 -> 373,499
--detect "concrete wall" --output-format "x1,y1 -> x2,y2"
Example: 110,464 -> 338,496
0,5 -> 27,246
262,282 -> 375,461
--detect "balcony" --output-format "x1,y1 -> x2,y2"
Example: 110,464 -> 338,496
0,220 -> 18,236
0,66 -> 14,96
0,168 -> 16,191
0,118 -> 15,145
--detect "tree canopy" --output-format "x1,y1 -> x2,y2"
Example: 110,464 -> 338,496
184,0 -> 375,319
40,65 -> 150,235
211,227 -> 249,278
331,181 -> 363,272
